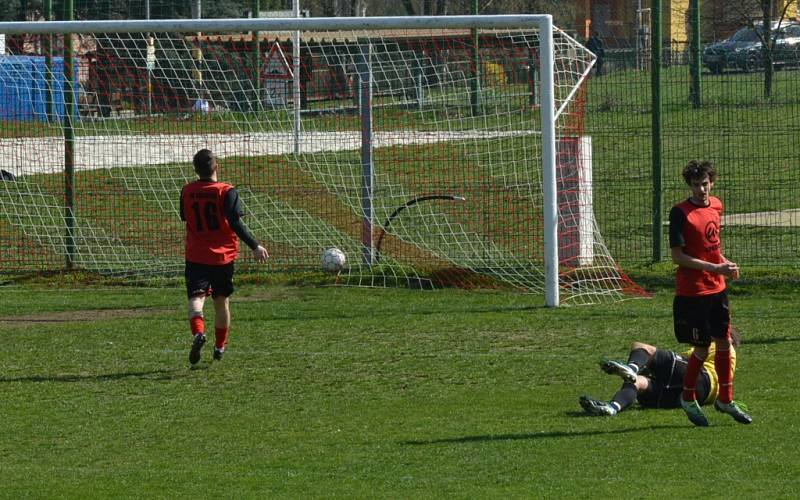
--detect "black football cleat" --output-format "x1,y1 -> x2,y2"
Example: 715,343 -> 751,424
189,334 -> 206,365
714,400 -> 753,424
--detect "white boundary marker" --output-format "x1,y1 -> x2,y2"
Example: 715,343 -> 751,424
0,130 -> 533,173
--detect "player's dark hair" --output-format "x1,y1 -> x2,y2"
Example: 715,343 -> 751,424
682,160 -> 716,185
193,149 -> 216,178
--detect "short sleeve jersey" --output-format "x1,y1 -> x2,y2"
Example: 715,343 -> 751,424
180,180 -> 244,265
669,196 -> 726,297
683,344 -> 737,404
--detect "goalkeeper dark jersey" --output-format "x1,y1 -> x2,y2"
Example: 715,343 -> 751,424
180,180 -> 243,265
669,196 -> 726,297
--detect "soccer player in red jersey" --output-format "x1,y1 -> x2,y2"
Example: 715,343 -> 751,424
180,149 -> 269,364
668,160 -> 751,426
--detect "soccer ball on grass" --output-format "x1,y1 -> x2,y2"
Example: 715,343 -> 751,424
321,247 -> 347,273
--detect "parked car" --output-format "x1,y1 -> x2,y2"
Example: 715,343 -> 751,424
702,22 -> 800,74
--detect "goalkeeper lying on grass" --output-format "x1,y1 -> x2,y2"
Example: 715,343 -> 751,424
579,329 -> 748,420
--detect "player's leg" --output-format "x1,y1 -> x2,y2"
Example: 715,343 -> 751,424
212,295 -> 231,360
186,262 -> 211,365
711,291 -> 734,403
210,263 -> 235,360
636,349 -> 688,409
628,342 -> 656,371
588,342 -> 656,416
600,341 -> 656,383
709,292 -> 752,423
580,374 -> 650,416
674,295 -> 711,426
186,262 -> 209,335
188,296 -> 208,365
714,335 -> 733,403
188,295 -> 207,335
694,371 -> 711,406
612,375 -> 653,413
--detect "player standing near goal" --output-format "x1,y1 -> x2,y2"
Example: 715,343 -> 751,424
669,160 -> 751,426
180,149 -> 269,364
579,335 -> 741,416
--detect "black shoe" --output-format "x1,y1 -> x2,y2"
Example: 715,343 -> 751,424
600,358 -> 638,383
579,395 -> 617,416
213,347 -> 225,361
189,334 -> 206,365
714,400 -> 753,424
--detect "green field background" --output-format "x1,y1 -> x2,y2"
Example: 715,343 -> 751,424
1,283 -> 797,497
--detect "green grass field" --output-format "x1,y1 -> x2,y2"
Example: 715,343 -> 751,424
1,281 -> 797,497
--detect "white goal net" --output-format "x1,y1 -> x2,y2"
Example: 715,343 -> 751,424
0,16 -> 643,304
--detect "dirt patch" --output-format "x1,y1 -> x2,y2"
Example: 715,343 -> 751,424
0,289 -> 280,326
0,306 -> 173,325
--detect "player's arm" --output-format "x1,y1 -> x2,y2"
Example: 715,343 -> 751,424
223,188 -> 269,262
717,205 -> 740,278
718,255 -> 740,279
668,207 -> 738,278
670,248 -> 738,278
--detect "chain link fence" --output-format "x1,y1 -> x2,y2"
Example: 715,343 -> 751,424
581,18 -> 800,269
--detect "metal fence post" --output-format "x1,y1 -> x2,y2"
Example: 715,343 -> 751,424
651,0 -> 663,263
690,0 -> 701,108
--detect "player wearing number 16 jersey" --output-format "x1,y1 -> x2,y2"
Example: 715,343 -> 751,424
180,149 -> 269,365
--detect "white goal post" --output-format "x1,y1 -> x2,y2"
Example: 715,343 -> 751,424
0,15 -> 639,306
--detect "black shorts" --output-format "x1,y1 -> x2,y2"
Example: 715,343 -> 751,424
185,261 -> 235,299
636,349 -> 710,408
673,289 -> 730,347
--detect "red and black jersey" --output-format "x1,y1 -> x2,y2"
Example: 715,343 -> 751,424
180,180 -> 244,265
668,196 -> 725,297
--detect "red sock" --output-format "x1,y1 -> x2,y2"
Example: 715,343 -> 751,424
189,316 -> 204,335
215,327 -> 229,350
682,352 -> 705,401
715,345 -> 733,404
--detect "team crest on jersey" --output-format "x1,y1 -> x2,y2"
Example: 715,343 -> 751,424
704,221 -> 719,244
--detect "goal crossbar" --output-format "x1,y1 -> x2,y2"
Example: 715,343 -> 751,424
0,15 -> 553,35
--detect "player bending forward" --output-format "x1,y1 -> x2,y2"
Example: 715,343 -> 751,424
579,337 -> 747,418
180,149 -> 269,364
